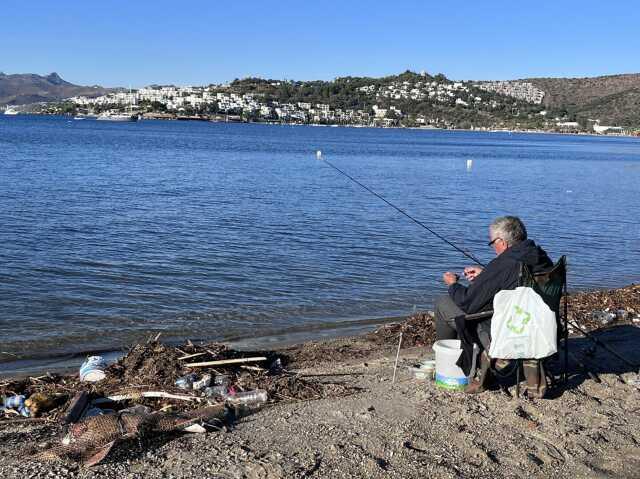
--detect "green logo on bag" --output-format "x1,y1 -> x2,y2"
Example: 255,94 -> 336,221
507,305 -> 531,334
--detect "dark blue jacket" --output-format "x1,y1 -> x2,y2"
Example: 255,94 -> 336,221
448,239 -> 553,314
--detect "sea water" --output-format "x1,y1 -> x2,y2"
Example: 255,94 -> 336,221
1,115 -> 639,367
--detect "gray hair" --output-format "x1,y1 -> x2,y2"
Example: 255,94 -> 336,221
490,216 -> 527,247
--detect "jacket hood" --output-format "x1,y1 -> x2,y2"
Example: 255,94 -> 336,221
503,239 -> 553,272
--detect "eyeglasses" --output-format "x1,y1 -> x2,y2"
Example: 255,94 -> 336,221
487,237 -> 502,247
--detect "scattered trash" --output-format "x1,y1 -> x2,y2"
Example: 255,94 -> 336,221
37,404 -> 227,466
24,392 -> 62,417
3,395 -> 30,417
408,361 -> 435,381
616,309 -> 629,320
591,310 -> 617,325
192,373 -> 212,391
80,356 -> 107,382
63,391 -> 90,424
175,373 -> 199,390
83,407 -> 108,418
269,358 -> 284,374
227,389 -> 268,406
204,385 -> 232,399
3,394 -> 26,409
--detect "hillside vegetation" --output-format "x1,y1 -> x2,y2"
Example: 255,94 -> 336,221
528,73 -> 640,125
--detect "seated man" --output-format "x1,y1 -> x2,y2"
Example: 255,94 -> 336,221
434,216 -> 553,392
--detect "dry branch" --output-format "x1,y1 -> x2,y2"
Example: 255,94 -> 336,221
185,357 -> 267,368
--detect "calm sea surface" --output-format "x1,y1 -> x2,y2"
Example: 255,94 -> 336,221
1,116 -> 639,366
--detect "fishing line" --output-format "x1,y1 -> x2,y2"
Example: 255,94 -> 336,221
316,152 -> 484,266
317,153 -> 639,377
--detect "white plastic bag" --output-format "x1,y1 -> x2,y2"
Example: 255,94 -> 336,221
489,287 -> 557,359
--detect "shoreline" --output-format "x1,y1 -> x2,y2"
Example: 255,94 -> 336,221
5,113 -> 640,139
2,282 -> 638,377
0,285 -> 639,478
0,314 -> 405,378
0,285 -> 640,479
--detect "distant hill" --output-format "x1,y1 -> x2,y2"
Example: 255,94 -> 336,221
526,73 -> 640,125
0,72 -> 114,105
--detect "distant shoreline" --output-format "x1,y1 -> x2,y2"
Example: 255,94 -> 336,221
4,112 -> 640,139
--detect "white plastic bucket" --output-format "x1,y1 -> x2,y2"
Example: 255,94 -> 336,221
432,340 -> 478,391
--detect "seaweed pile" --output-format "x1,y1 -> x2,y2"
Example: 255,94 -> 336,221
566,283 -> 640,330
0,339 -> 357,425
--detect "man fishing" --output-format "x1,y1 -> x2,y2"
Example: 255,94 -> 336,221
434,216 -> 553,393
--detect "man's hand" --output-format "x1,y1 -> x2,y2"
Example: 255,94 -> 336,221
443,271 -> 459,286
463,266 -> 484,282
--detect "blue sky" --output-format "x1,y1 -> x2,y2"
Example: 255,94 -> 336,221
2,1 -> 639,87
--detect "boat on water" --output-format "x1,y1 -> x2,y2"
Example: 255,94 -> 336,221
3,107 -> 19,115
96,112 -> 138,122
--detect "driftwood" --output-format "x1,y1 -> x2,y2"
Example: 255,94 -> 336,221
178,352 -> 207,361
93,391 -> 202,404
185,356 -> 267,368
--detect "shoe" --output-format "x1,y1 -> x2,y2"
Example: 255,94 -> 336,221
465,351 -> 492,394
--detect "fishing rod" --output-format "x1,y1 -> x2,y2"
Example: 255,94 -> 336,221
316,151 -> 485,267
317,152 -> 640,377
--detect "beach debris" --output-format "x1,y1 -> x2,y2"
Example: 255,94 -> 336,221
226,389 -> 268,406
2,394 -> 30,417
175,373 -> 212,391
24,392 -> 63,417
193,373 -> 212,391
185,356 -> 268,367
36,404 -> 226,466
177,352 -> 207,361
95,390 -> 203,403
175,373 -> 199,390
591,310 -> 617,325
204,385 -> 232,399
79,356 -> 107,382
63,391 -> 90,424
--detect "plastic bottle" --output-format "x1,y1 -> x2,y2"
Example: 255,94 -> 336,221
175,373 -> 198,390
227,389 -> 268,406
213,374 -> 228,386
192,374 -> 212,391
204,385 -> 229,398
3,395 -> 25,409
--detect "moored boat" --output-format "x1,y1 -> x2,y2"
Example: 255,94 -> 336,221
96,112 -> 138,122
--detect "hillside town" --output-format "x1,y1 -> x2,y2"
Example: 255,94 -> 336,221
3,71 -> 635,134
66,75 -> 538,129
475,81 -> 546,104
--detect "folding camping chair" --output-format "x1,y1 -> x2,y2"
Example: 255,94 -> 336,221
464,256 -> 568,397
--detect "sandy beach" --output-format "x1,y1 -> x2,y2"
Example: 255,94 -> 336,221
1,285 -> 639,478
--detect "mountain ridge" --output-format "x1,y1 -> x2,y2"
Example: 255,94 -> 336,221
0,72 -> 114,106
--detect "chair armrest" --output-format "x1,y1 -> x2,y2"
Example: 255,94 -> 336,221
463,310 -> 494,321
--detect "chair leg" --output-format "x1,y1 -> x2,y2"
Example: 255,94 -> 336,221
516,359 -> 521,398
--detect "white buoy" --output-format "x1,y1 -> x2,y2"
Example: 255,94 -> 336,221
466,159 -> 473,171
316,150 -> 322,160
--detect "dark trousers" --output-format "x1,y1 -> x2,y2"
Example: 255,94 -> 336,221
434,294 -> 492,350
434,295 -> 465,340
